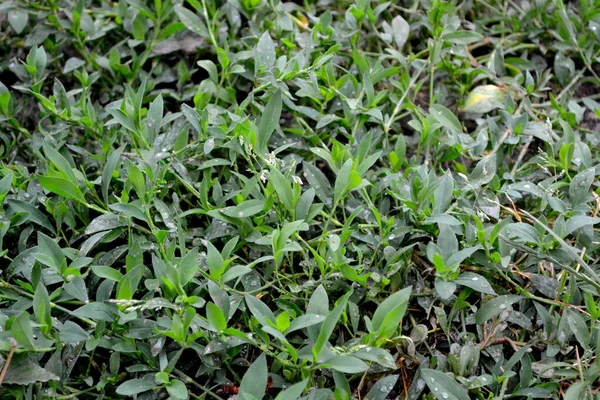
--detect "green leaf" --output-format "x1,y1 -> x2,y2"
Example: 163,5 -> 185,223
364,374 -> 399,400
569,168 -> 595,206
256,90 -> 282,154
102,146 -> 124,205
274,379 -> 308,400
454,273 -> 496,295
179,247 -> 198,286
7,199 -> 56,234
167,379 -> 188,399
239,353 -> 268,399
313,289 -> 353,362
475,295 -> 521,324
59,321 -> 90,343
116,265 -> 143,301
324,356 -> 369,374
371,286 -> 411,340
35,232 -> 65,273
442,30 -> 484,45
334,159 -> 361,204
38,176 -> 87,204
8,9 -> 28,34
285,314 -> 327,335
269,168 -> 294,211
430,104 -> 462,133
116,379 -> 155,396
421,369 -> 469,400
254,31 -> 276,70
12,312 -> 35,349
222,199 -> 266,218
2,354 -> 59,385
566,309 -> 590,348
174,5 -> 209,37
206,302 -> 227,332
564,381 -> 586,400
244,294 -> 276,326
92,265 -> 124,282
33,283 -> 51,333
42,143 -> 77,183
207,241 -> 225,280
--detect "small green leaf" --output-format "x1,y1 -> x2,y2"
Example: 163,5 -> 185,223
207,241 -> 225,280
12,312 -> 35,349
256,90 -> 282,154
269,168 -> 294,211
102,146 -> 124,205
206,302 -> 227,332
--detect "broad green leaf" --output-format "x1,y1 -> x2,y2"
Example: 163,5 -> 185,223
179,247 -> 198,286
323,356 -> 368,374
421,369 -> 469,400
166,379 -> 188,399
12,312 -> 35,349
35,232 -> 65,272
7,199 -> 56,234
38,176 -> 86,204
566,309 -> 590,348
364,374 -> 399,400
430,104 -> 462,133
2,354 -> 59,385
475,295 -> 521,324
454,273 -> 496,295
174,5 -> 209,37
43,142 -> 76,183
116,379 -> 155,396
222,199 -> 266,218
372,286 -> 411,339
33,283 -> 52,333
59,321 -> 90,343
239,353 -> 268,399
8,9 -> 28,33
274,379 -> 308,400
244,294 -> 276,326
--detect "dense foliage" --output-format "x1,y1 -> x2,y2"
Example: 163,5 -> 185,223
1,0 -> 600,398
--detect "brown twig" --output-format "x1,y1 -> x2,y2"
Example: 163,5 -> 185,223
0,339 -> 17,387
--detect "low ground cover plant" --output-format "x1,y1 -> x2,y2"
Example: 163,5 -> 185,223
1,0 -> 600,398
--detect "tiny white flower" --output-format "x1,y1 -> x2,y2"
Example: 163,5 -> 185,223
259,169 -> 269,183
293,176 -> 303,185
